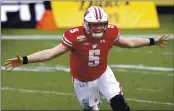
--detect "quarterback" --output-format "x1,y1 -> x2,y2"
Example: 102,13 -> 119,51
4,6 -> 169,111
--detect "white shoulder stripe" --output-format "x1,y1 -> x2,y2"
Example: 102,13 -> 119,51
62,38 -> 73,46
114,37 -> 120,41
117,32 -> 120,38
114,32 -> 120,41
63,34 -> 73,45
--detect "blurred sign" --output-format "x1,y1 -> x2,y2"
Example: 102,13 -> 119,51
155,2 -> 174,6
51,1 -> 160,29
1,1 -> 45,28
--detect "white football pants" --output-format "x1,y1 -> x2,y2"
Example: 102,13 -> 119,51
72,66 -> 123,110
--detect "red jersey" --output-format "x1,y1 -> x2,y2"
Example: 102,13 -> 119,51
61,24 -> 120,81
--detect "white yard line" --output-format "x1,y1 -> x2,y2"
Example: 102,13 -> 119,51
2,87 -> 75,96
2,87 -> 174,106
1,34 -> 174,40
113,69 -> 173,76
136,88 -> 161,92
114,49 -> 174,56
2,35 -> 174,56
1,64 -> 174,72
1,64 -> 173,76
110,64 -> 174,71
1,65 -> 70,72
126,98 -> 174,106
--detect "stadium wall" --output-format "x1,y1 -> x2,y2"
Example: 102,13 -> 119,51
1,1 -> 173,29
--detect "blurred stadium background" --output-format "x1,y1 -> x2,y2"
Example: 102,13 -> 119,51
1,1 -> 174,110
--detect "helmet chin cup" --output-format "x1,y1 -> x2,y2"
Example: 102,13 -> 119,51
91,32 -> 103,38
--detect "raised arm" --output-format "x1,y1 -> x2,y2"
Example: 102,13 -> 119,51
4,43 -> 70,71
114,35 -> 169,48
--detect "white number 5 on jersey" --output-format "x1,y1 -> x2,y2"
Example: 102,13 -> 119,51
70,28 -> 79,33
88,49 -> 100,67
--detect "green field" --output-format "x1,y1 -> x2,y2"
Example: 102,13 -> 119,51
1,14 -> 174,110
1,38 -> 174,110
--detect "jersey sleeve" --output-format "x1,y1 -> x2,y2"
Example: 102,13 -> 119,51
61,29 -> 74,49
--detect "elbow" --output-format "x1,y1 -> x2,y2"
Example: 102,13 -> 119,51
47,56 -> 52,61
46,48 -> 65,60
44,49 -> 54,61
126,43 -> 135,48
41,54 -> 52,62
127,39 -> 137,48
117,43 -> 135,48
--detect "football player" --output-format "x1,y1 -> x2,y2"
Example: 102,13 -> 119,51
4,6 -> 169,111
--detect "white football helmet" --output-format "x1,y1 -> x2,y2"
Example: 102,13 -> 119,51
83,6 -> 108,38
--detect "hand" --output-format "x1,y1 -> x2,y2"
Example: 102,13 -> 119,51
155,35 -> 169,48
4,53 -> 23,71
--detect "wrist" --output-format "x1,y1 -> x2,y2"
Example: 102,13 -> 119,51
148,38 -> 156,46
22,56 -> 28,64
